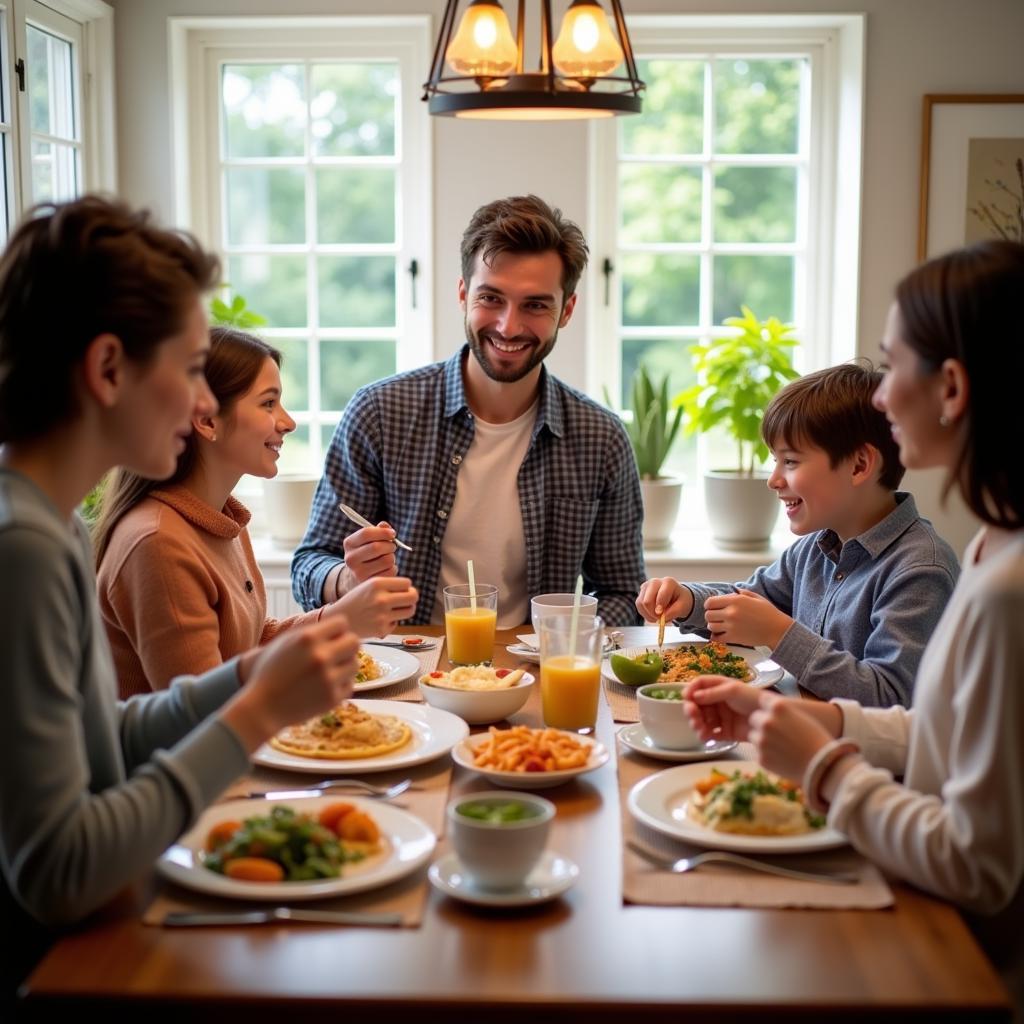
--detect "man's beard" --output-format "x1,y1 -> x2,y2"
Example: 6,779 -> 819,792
465,320 -> 558,384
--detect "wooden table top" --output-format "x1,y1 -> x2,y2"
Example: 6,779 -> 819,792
22,627 -> 1010,1021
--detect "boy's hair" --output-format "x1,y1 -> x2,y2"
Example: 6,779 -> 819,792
0,194 -> 220,443
761,362 -> 905,490
460,195 -> 589,300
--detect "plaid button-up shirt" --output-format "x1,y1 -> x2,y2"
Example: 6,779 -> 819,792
292,347 -> 645,626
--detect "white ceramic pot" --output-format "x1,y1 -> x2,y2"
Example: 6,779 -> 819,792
640,476 -> 683,549
262,474 -> 319,545
703,471 -> 781,550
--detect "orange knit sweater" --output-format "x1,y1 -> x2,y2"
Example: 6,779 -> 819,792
97,486 -> 323,698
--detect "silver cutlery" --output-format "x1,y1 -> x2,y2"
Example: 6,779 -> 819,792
337,503 -> 413,552
164,908 -> 403,927
363,636 -> 437,650
228,778 -> 414,801
627,839 -> 859,885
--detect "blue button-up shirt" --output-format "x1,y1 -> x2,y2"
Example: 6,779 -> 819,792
680,493 -> 960,706
292,347 -> 645,626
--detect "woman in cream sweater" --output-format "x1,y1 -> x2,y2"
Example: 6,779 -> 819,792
95,327 -> 417,696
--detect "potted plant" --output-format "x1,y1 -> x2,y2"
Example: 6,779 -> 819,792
674,306 -> 800,549
606,364 -> 684,548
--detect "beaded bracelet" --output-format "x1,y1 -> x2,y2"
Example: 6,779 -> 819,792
802,738 -> 861,815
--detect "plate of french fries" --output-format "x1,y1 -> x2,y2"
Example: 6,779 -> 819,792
451,725 -> 609,789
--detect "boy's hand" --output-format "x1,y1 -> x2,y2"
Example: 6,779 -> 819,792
327,575 -> 418,637
635,578 -> 694,623
702,590 -> 792,649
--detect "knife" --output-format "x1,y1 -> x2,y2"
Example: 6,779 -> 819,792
164,907 -> 403,927
338,503 -> 413,552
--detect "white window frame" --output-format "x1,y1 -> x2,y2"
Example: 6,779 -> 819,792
168,16 -> 434,390
587,13 -> 865,404
0,0 -> 114,235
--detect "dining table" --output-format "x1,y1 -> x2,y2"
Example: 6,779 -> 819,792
21,626 -> 1011,1022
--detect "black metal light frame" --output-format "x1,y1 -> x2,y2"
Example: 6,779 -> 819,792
422,0 -> 644,118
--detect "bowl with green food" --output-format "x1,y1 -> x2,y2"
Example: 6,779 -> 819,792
637,682 -> 701,750
447,791 -> 555,890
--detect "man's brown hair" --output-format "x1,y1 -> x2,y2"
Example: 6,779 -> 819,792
460,195 -> 589,300
761,361 -> 905,490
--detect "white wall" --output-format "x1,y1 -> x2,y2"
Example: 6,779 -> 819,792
108,0 -> 1024,557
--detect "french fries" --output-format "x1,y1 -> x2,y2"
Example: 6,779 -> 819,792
471,725 -> 591,773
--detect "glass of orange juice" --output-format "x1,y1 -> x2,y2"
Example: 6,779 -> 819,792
443,583 -> 498,665
538,613 -> 603,735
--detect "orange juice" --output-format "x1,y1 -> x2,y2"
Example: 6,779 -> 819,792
540,654 -> 600,732
445,606 -> 497,665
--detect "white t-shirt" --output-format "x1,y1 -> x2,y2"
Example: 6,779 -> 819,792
431,401 -> 538,627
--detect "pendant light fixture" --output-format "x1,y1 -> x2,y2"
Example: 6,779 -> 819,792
423,0 -> 644,120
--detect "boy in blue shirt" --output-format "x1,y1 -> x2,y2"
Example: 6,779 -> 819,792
636,362 -> 959,706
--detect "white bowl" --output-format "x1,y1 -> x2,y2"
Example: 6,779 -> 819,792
451,730 -> 609,789
418,672 -> 534,724
447,791 -> 555,890
637,683 -> 702,751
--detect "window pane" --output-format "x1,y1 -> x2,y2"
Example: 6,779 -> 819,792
620,59 -> 703,156
317,168 -> 395,244
712,255 -> 794,325
0,134 -> 10,244
223,65 -> 305,158
226,167 -> 305,245
714,166 -> 797,243
318,256 -> 396,328
310,63 -> 397,158
278,424 -> 312,475
621,253 -> 700,327
319,340 -> 396,410
276,337 -> 309,410
620,165 -> 701,244
27,26 -> 76,139
31,140 -> 78,202
620,338 -> 694,411
714,59 -> 802,155
228,254 -> 307,327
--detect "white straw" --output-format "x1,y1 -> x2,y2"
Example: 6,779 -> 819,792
568,574 -> 584,666
467,559 -> 477,612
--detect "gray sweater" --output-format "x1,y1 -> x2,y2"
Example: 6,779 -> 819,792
0,469 -> 250,931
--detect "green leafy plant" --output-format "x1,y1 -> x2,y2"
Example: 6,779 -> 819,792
674,306 -> 799,476
605,364 -> 683,480
209,286 -> 268,329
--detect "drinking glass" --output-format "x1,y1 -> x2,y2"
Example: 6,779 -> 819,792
530,593 -> 598,634
538,613 -> 603,734
443,583 -> 498,665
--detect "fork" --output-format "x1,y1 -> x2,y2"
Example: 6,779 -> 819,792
230,778 -> 414,801
627,839 -> 859,885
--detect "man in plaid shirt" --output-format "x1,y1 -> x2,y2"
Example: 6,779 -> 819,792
292,195 -> 644,627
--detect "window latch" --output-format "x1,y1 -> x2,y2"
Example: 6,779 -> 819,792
408,258 -> 419,309
15,58 -> 25,92
602,257 -> 614,306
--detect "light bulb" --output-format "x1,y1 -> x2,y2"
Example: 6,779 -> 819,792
445,0 -> 518,77
552,0 -> 624,78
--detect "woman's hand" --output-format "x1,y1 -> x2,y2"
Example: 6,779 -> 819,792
747,693 -> 835,781
684,675 -> 762,742
328,576 -> 418,637
221,616 -> 360,751
635,577 -> 693,623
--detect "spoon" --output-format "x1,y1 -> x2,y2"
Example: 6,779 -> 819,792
338,504 -> 413,552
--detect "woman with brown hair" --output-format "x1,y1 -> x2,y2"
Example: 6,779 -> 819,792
95,326 -> 418,697
0,196 -> 359,1004
684,240 -> 1024,1010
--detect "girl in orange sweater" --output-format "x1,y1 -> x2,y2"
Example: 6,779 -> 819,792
95,327 -> 417,696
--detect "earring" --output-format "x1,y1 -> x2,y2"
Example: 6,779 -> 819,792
209,432 -> 217,441
938,415 -> 949,427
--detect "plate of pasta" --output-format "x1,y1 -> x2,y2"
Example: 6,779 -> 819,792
602,641 -> 783,689
354,645 -> 421,692
451,726 -> 609,789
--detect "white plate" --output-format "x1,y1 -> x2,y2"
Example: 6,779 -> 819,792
618,723 -> 739,763
157,795 -> 436,901
505,644 -> 540,664
451,730 -> 609,789
354,645 -> 421,693
253,700 -> 469,775
602,642 -> 783,689
429,849 -> 579,907
628,760 -> 847,853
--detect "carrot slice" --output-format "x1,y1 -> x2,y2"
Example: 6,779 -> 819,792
223,857 -> 285,883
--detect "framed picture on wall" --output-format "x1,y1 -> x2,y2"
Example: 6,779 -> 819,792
918,94 -> 1024,260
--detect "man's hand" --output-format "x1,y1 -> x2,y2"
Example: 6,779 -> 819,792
342,522 -> 399,583
635,577 -> 694,623
702,589 -> 792,649
327,576 -> 418,637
